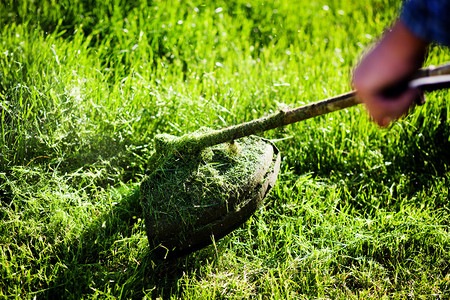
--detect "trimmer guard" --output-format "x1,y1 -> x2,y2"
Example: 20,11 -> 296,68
141,136 -> 281,259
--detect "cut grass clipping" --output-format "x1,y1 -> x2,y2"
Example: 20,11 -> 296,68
141,129 -> 279,257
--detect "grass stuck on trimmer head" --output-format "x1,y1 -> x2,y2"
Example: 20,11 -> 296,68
141,129 -> 280,258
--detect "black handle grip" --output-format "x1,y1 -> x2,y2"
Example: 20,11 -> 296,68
378,74 -> 450,105
378,78 -> 411,99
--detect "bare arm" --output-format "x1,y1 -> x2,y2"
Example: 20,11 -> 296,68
352,20 -> 429,127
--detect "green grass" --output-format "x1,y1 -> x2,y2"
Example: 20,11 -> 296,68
1,0 -> 450,298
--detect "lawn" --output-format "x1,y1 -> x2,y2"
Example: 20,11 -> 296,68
1,0 -> 450,298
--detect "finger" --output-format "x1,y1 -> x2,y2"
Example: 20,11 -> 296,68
369,88 -> 420,126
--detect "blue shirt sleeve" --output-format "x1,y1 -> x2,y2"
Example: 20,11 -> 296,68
401,0 -> 450,46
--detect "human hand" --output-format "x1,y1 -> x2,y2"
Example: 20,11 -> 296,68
352,20 -> 428,127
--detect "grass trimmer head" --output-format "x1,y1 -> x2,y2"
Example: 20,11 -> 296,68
141,131 -> 280,258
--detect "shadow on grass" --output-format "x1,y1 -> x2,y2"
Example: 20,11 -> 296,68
42,187 -> 208,299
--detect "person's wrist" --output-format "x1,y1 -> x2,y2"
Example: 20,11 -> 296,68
383,20 -> 428,71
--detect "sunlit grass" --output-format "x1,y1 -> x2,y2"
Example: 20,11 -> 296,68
1,0 -> 450,298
